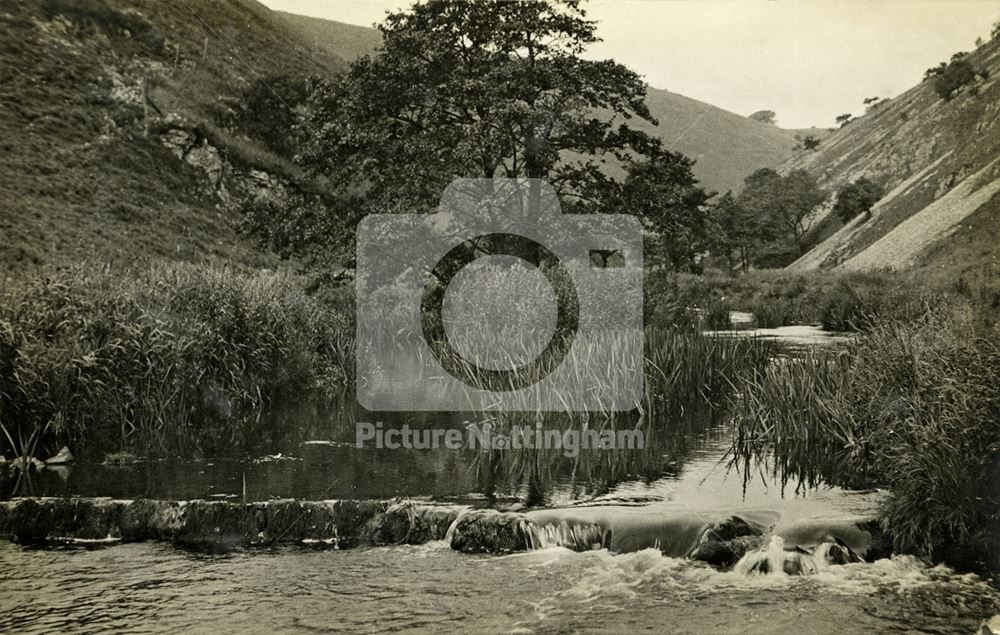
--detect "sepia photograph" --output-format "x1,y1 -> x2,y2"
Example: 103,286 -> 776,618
1,0 -> 999,632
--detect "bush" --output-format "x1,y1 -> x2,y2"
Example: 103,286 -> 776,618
934,59 -> 977,100
0,263 -> 351,456
833,177 -> 884,223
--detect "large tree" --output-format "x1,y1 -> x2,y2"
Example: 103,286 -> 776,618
610,149 -> 712,271
731,168 -> 825,262
299,0 -> 674,216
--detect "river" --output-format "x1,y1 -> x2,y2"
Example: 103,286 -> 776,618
1,327 -> 997,633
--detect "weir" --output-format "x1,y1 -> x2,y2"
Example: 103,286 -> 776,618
0,498 -> 886,575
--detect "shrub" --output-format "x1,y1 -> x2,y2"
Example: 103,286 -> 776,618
833,177 -> 884,223
934,59 -> 977,100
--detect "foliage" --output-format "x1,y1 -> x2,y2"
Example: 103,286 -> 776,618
801,135 -> 821,151
715,168 -> 825,266
0,264 -> 352,456
835,113 -> 853,128
732,306 -> 1000,573
644,268 -> 942,331
934,58 -> 978,100
833,177 -> 884,223
610,149 -> 712,271
232,75 -> 310,158
299,0 -> 667,217
748,110 -> 776,125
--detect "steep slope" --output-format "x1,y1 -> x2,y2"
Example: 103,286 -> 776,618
276,11 -> 381,62
635,87 -> 798,193
0,0 -> 344,273
785,39 -> 1000,279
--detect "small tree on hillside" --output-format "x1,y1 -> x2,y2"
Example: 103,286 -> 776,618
802,135 -> 821,151
749,110 -> 777,125
934,58 -> 977,100
833,177 -> 884,223
836,113 -> 854,128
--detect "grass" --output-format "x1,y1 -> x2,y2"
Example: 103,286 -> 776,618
730,303 -> 1000,574
0,262 -> 352,457
0,0 -> 344,274
645,268 -> 949,331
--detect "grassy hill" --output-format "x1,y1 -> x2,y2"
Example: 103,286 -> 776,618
0,0 -> 343,274
275,10 -> 381,62
785,38 -> 1000,284
635,88 -> 797,193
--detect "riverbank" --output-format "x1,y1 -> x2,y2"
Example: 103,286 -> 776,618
2,262 -> 998,580
731,303 -> 1000,576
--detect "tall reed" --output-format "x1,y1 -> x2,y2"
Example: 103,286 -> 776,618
0,263 -> 351,455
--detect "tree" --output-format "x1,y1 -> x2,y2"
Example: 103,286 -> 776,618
775,169 -> 827,253
712,191 -> 765,272
934,58 -> 977,100
836,113 -> 854,128
236,75 -> 309,157
833,177 -> 884,223
802,135 -> 821,151
736,168 -> 825,259
924,62 -> 947,81
299,0 -> 667,220
611,149 -> 712,271
749,110 -> 776,125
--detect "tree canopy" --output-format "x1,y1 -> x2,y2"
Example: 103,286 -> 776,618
300,0 -> 673,215
748,110 -> 776,125
294,0 -> 711,271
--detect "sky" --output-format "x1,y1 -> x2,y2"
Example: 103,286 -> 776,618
260,0 -> 1000,128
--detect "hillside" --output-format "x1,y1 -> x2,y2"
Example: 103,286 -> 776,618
636,88 -> 798,193
275,11 -> 381,62
785,38 -> 1000,282
0,0 -> 801,277
0,0 -> 344,273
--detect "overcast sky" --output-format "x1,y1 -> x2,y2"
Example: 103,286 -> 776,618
261,0 -> 1000,128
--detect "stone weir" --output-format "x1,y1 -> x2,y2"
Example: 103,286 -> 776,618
0,498 -> 889,573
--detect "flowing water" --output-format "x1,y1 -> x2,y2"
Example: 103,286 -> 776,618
1,328 -> 997,633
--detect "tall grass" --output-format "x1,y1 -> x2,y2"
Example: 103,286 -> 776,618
0,263 -> 352,456
731,304 -> 1000,573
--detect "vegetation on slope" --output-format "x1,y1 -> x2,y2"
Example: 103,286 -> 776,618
784,36 -> 1000,273
0,0 -> 343,272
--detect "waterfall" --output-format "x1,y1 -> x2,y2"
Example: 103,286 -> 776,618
733,535 -> 862,576
522,519 -> 610,551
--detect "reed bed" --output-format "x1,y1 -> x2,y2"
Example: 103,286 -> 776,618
730,304 -> 1000,571
0,263 -> 351,455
